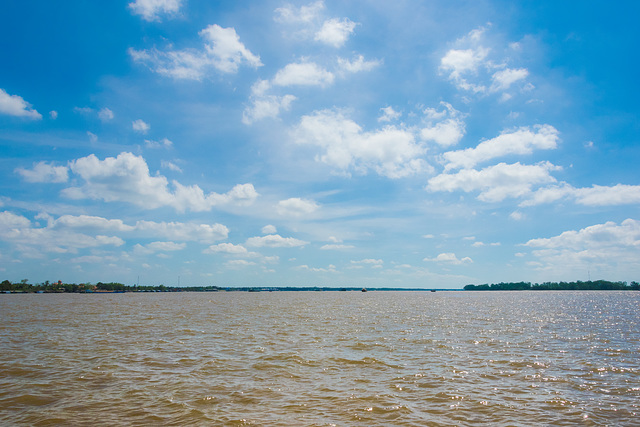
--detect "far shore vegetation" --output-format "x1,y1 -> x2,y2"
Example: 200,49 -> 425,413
464,280 -> 639,291
1,279 -> 639,293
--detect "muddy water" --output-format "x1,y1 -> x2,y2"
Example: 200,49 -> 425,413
1,291 -> 638,425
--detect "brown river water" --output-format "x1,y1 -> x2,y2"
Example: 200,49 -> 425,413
1,291 -> 638,426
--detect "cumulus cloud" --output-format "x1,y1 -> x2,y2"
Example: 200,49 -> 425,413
439,27 -> 530,96
246,234 -> 308,248
128,0 -> 182,21
491,68 -> 529,92
320,243 -> 354,250
59,152 -> 257,212
273,62 -> 334,87
129,24 -> 262,79
98,108 -> 114,121
378,106 -> 401,122
133,220 -> 228,243
337,55 -> 381,74
0,211 -> 125,256
242,79 -> 296,125
314,18 -> 357,47
262,224 -> 277,234
274,1 -> 325,24
420,102 -> 466,147
132,119 -> 150,133
161,160 -> 182,173
427,161 -> 559,202
204,242 -> 248,254
135,241 -> 186,255
48,213 -> 229,244
293,109 -> 428,178
524,219 -> 640,276
442,124 -> 559,170
146,138 -> 173,149
522,183 -> 640,207
0,88 -> 42,119
15,162 -> 69,183
297,264 -> 337,273
277,197 -> 319,217
440,47 -> 490,93
423,252 -> 473,264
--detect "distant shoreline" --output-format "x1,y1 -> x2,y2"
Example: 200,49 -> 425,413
3,279 -> 639,294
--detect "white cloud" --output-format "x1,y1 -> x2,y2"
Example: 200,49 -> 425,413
490,68 -> 529,92
337,55 -> 381,74
472,241 -> 500,247
199,24 -> 263,73
262,224 -> 278,234
161,160 -> 182,173
320,244 -> 354,250
524,219 -> 640,277
49,213 -> 228,244
443,124 -> 559,170
128,0 -> 182,21
52,214 -> 134,232
378,106 -> 401,122
420,102 -> 466,147
60,152 -> 257,212
293,109 -> 428,178
146,138 -> 173,149
421,119 -> 466,147
137,241 -> 186,253
87,131 -> 98,143
242,80 -> 296,125
427,162 -> 559,202
510,211 -> 525,221
204,242 -> 248,254
0,88 -> 42,119
423,252 -> 473,264
98,108 -> 114,121
132,119 -> 150,133
246,234 -> 309,248
274,1 -> 324,23
0,211 -> 125,256
277,197 -> 319,217
15,162 -> 68,183
273,62 -> 334,87
133,220 -> 228,243
439,27 -> 529,96
297,264 -> 337,273
129,24 -> 262,79
522,183 -> 640,207
573,184 -> 640,206
49,111 -> 58,120
440,47 -> 489,93
527,219 -> 640,250
314,18 -> 356,47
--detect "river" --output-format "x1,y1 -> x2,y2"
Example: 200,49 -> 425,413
1,291 -> 638,426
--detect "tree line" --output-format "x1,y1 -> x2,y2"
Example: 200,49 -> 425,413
0,280 -> 222,293
464,280 -> 640,291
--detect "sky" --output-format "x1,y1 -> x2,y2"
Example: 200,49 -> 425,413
1,0 -> 639,288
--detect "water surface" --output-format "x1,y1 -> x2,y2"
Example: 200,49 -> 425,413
1,291 -> 638,425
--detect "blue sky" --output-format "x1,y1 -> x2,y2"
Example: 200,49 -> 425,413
1,0 -> 639,288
